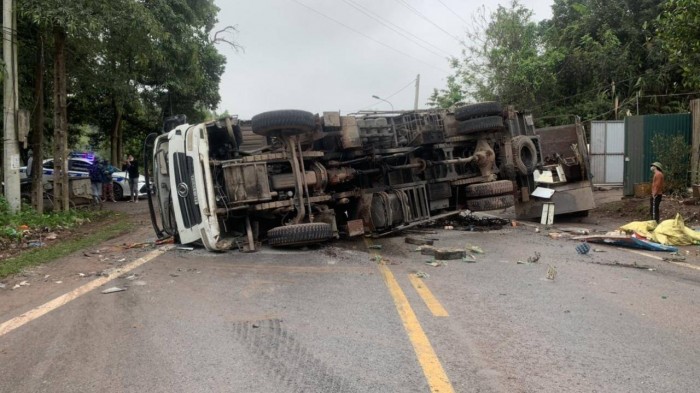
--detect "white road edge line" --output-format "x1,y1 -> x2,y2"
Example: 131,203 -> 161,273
0,246 -> 172,338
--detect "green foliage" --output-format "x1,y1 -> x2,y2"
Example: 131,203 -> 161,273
656,0 -> 700,89
433,0 -> 697,123
651,134 -> 690,195
0,196 -> 93,239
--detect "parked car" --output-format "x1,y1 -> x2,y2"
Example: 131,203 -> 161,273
20,157 -> 150,199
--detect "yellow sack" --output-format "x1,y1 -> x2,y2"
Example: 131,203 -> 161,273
650,214 -> 700,246
619,220 -> 657,239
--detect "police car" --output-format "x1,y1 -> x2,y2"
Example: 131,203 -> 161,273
19,156 -> 149,200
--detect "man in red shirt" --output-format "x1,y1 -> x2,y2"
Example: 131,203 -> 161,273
650,162 -> 665,223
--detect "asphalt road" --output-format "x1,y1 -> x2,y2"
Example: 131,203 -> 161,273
1,220 -> 700,392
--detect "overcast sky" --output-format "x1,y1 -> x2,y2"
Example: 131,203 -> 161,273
213,0 -> 553,119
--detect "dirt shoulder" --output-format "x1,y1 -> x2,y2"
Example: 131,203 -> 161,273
0,200 -> 163,320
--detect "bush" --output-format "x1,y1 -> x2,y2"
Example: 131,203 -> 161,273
0,196 -> 95,242
651,134 -> 690,196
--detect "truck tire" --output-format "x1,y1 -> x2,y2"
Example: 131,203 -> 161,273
464,180 -> 514,198
466,194 -> 515,212
454,101 -> 502,121
457,116 -> 504,135
267,222 -> 333,247
512,136 -> 538,175
251,110 -> 316,137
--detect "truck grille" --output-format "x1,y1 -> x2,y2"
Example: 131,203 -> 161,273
173,153 -> 202,228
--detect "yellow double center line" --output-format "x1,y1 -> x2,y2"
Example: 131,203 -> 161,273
366,239 -> 454,393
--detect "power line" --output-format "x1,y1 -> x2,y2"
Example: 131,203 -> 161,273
290,0 -> 449,73
436,0 -> 468,25
358,77 -> 417,111
639,91 -> 700,98
392,0 -> 462,43
341,0 -> 452,58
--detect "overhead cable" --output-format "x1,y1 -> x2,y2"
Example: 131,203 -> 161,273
436,0 -> 468,25
392,0 -> 462,43
342,0 -> 452,58
291,0 -> 449,73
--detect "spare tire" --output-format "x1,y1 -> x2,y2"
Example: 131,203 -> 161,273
511,136 -> 538,175
464,180 -> 514,198
454,102 -> 502,121
252,110 -> 316,137
466,194 -> 515,212
267,222 -> 333,247
457,116 -> 505,135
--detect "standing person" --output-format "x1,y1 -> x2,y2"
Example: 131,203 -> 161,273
650,162 -> 665,223
122,154 -> 140,203
101,159 -> 117,202
89,159 -> 104,207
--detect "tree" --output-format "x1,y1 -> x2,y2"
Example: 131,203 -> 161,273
431,1 -> 559,114
656,0 -> 700,89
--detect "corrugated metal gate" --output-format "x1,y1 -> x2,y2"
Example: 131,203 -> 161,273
623,114 -> 692,196
590,121 -> 624,185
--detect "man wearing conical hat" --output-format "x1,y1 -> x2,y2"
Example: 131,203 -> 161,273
650,162 -> 664,223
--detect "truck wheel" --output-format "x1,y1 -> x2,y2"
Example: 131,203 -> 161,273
251,110 -> 316,137
457,116 -> 504,135
267,222 -> 333,247
466,194 -> 515,212
512,136 -> 538,175
464,180 -> 514,198
454,101 -> 502,121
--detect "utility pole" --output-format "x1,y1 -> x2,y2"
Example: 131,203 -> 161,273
414,74 -> 420,111
3,0 -> 21,213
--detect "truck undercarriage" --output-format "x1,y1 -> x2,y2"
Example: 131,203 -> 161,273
147,103 -> 594,251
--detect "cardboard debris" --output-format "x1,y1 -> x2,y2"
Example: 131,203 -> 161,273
546,265 -> 557,280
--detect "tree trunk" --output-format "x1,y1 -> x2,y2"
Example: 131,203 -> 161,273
110,99 -> 122,166
117,119 -> 124,168
31,33 -> 45,213
53,27 -> 69,211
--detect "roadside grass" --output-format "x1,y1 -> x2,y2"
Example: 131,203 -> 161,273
0,196 -> 132,278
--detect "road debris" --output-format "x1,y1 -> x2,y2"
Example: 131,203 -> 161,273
405,237 -> 434,246
117,258 -> 126,262
45,233 -> 58,240
101,287 -> 126,294
125,274 -> 138,280
466,245 -> 484,254
529,252 -> 541,263
546,265 -> 557,280
663,252 -> 686,262
548,232 -> 570,240
425,260 -> 445,267
559,227 -> 590,235
0,283 -> 5,289
176,246 -> 194,251
576,242 -> 591,255
367,244 -> 383,250
415,271 -> 430,279
78,273 -> 86,277
420,246 -> 466,260
54,281 -> 63,284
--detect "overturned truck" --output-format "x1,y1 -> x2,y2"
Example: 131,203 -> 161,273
146,103 -> 594,251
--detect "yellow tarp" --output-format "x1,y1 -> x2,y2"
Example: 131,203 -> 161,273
620,214 -> 700,246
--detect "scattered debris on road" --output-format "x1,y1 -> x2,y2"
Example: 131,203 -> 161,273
101,287 -> 126,294
559,227 -> 590,235
0,283 -> 5,289
415,271 -> 430,279
367,244 -> 383,250
576,242 -> 591,255
405,237 -> 434,246
546,265 -> 557,280
419,246 -> 466,260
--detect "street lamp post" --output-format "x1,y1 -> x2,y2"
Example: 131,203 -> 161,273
371,95 -> 394,111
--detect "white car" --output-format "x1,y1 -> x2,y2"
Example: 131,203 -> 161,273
111,171 -> 149,200
20,157 -> 150,200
